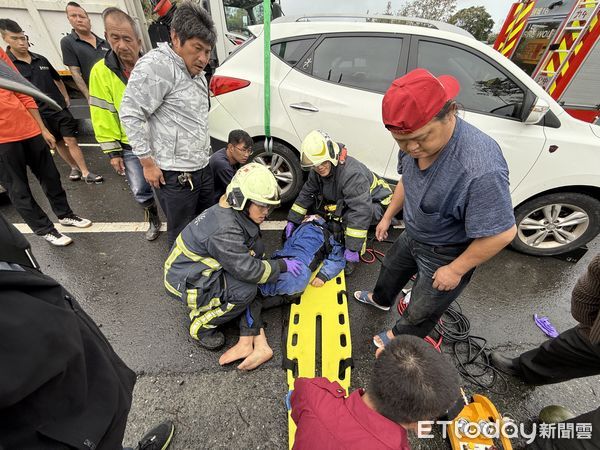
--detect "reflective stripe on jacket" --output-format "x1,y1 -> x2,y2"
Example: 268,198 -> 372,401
287,153 -> 393,252
164,199 -> 282,310
89,51 -> 129,155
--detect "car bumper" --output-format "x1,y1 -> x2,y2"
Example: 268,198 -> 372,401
209,98 -> 244,143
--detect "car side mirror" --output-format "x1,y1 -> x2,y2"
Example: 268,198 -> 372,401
524,97 -> 550,125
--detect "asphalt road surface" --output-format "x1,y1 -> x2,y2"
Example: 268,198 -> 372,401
1,146 -> 598,449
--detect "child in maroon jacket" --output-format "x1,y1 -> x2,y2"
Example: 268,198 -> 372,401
290,335 -> 460,449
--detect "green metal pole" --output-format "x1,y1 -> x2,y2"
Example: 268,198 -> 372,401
263,0 -> 272,153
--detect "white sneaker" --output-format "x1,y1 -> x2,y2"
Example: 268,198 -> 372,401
58,214 -> 92,228
43,229 -> 73,246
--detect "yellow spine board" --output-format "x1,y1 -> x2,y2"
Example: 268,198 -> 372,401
285,269 -> 352,449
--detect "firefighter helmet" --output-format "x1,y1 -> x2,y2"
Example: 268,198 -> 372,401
226,162 -> 280,210
300,130 -> 340,170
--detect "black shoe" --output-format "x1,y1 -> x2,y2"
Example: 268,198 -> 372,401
144,203 -> 161,241
490,352 -> 522,377
344,261 -> 357,277
197,330 -> 225,350
136,420 -> 175,450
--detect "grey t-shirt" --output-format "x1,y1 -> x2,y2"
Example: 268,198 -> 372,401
398,117 -> 515,245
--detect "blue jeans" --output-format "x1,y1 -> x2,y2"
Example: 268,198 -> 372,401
122,147 -> 154,207
373,232 -> 475,338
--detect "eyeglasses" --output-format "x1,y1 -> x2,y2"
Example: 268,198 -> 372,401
233,144 -> 253,155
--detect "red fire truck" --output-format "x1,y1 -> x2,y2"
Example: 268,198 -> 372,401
495,0 -> 600,123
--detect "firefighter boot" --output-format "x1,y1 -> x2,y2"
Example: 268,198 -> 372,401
144,203 -> 161,241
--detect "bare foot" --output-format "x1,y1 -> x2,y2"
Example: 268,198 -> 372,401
219,335 -> 254,365
238,330 -> 273,371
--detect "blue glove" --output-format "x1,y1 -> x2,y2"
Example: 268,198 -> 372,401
285,221 -> 296,239
344,249 -> 360,263
283,258 -> 303,277
285,390 -> 293,411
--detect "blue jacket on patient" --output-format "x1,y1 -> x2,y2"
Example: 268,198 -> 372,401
259,217 -> 345,297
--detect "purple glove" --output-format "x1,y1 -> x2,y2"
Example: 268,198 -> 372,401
344,249 -> 360,263
283,258 -> 302,277
534,314 -> 559,338
284,221 -> 296,239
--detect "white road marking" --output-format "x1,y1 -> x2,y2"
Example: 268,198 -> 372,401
13,221 -> 288,234
78,143 -> 101,147
13,220 -> 404,234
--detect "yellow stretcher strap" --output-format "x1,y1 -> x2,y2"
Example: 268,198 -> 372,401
285,267 -> 352,448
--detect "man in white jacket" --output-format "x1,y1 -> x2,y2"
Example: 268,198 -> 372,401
120,1 -> 216,248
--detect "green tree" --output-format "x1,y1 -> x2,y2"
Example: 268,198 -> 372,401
396,0 -> 457,22
448,6 -> 495,41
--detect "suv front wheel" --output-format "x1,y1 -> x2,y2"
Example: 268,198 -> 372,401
512,192 -> 600,256
250,141 -> 303,203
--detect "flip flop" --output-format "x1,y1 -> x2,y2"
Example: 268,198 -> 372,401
373,330 -> 393,349
353,290 -> 390,311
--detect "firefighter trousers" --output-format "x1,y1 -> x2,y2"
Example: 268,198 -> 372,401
188,271 -> 257,340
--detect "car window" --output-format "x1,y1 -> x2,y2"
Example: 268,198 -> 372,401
417,40 -> 525,119
271,39 -> 316,66
306,36 -> 403,93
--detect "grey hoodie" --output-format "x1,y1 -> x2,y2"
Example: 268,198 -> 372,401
120,43 -> 210,171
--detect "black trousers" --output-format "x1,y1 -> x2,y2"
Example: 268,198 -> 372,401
519,327 -> 600,449
373,232 -> 474,338
0,135 -> 72,235
155,166 -> 214,249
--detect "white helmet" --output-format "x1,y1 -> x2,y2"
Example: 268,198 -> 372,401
225,162 -> 280,210
300,130 -> 340,170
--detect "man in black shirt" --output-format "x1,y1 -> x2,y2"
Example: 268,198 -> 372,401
209,129 -> 253,203
1,18 -> 103,183
60,1 -> 109,101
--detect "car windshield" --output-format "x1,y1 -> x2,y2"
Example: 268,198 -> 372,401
223,0 -> 282,38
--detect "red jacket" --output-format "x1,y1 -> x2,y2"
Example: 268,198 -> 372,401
291,377 -> 410,450
0,48 -> 40,144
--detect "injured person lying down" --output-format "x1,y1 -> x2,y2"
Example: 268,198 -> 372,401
220,215 -> 346,370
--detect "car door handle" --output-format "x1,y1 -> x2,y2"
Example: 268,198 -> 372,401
289,102 -> 319,112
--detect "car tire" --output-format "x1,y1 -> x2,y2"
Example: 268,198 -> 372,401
511,192 -> 600,256
250,141 -> 303,203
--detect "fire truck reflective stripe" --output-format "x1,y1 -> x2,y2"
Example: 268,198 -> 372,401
498,1 -> 535,57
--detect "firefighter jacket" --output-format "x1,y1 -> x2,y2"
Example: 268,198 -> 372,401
164,198 -> 285,311
0,215 -> 136,450
89,50 -> 130,157
287,153 -> 393,252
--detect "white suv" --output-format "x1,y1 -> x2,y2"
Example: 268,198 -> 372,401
208,16 -> 600,256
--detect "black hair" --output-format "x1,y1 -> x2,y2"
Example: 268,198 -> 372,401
102,7 -> 139,38
66,2 -> 86,14
434,100 -> 459,122
228,129 -> 253,148
369,335 -> 460,424
171,1 -> 217,47
0,18 -> 23,34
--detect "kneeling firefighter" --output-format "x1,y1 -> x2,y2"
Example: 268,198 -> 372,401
285,130 -> 393,275
164,163 -> 301,350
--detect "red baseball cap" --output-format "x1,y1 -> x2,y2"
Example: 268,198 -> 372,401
382,69 -> 460,134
